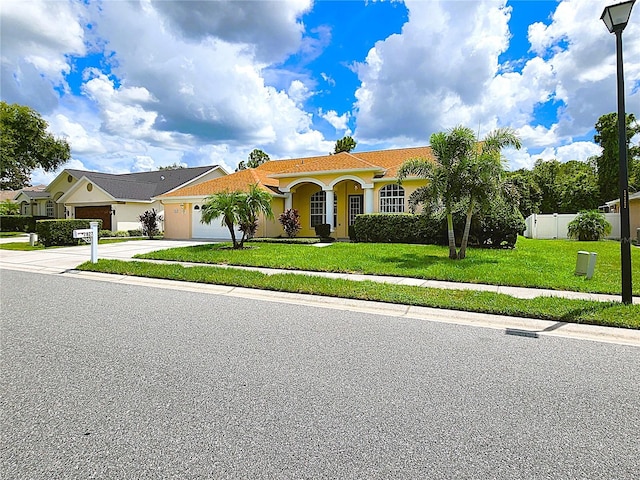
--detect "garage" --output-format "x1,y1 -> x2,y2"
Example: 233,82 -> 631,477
75,205 -> 111,231
191,205 -> 233,239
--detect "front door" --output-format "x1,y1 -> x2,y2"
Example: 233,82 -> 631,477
349,195 -> 364,226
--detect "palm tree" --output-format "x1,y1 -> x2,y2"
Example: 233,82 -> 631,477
201,190 -> 244,248
237,183 -> 274,247
398,125 -> 521,259
457,128 -> 521,259
398,126 -> 475,259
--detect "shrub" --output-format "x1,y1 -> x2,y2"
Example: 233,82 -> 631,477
128,229 -> 143,237
352,207 -> 523,249
314,223 -> 332,239
352,214 -> 441,244
115,230 -> 129,237
0,200 -> 20,216
138,209 -> 162,239
468,199 -> 525,248
99,229 -> 114,238
568,210 -> 612,241
0,215 -> 44,232
279,208 -> 301,238
36,219 -> 102,247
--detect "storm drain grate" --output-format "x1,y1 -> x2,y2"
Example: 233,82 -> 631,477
505,328 -> 539,338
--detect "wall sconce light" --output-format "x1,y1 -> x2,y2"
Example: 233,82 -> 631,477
111,208 -> 116,215
179,203 -> 185,210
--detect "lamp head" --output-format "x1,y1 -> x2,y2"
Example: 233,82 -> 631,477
601,0 -> 635,33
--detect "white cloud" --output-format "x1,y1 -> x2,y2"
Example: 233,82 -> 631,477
354,0 -> 513,142
0,0 -> 85,112
288,80 -> 313,106
150,0 -> 312,63
353,0 -> 640,164
133,155 -> 156,172
320,109 -> 351,132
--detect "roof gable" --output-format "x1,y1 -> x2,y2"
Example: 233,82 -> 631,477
47,166 -> 221,202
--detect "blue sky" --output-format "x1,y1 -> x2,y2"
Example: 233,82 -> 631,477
1,0 -> 639,184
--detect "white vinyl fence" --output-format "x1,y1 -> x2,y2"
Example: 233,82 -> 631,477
524,213 -> 620,240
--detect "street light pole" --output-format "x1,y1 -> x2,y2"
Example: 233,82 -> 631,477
601,0 -> 635,305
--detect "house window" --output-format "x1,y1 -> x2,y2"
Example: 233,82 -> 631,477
379,184 -> 405,213
310,191 -> 325,227
46,200 -> 54,217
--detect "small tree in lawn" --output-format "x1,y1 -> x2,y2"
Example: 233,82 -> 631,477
279,208 -> 301,238
138,209 -> 162,239
201,190 -> 244,248
237,184 -> 273,247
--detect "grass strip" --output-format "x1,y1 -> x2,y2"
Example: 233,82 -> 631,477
135,237 -> 640,296
77,259 -> 640,330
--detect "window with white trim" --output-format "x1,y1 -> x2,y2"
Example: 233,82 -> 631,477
46,200 -> 55,217
379,184 -> 405,213
310,191 -> 325,227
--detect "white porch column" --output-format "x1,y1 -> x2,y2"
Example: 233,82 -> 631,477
284,192 -> 292,211
364,187 -> 374,214
324,188 -> 334,230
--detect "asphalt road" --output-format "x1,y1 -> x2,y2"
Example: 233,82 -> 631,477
2,270 -> 639,479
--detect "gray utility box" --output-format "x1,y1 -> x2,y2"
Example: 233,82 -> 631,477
575,251 -> 597,279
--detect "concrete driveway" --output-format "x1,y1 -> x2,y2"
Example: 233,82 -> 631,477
0,239 -> 213,274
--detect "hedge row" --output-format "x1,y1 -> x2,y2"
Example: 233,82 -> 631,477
35,219 -> 103,247
0,215 -> 48,232
352,206 -> 525,249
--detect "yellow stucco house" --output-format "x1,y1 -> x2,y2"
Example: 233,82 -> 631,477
157,146 -> 434,240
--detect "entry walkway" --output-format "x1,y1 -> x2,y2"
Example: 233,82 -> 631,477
0,238 -> 637,304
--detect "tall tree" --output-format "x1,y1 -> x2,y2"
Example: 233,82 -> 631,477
1,101 -> 71,190
398,126 -> 474,259
504,169 -> 543,218
593,112 -> 640,203
333,136 -> 357,154
236,149 -> 270,171
531,159 -> 563,213
457,128 -> 521,259
158,163 -> 185,170
399,126 -> 520,259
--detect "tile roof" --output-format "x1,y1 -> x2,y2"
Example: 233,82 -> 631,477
159,146 -> 435,199
160,167 -> 280,198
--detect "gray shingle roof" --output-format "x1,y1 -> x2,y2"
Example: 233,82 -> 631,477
64,166 -> 216,201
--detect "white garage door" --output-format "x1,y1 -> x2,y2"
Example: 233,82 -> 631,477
192,207 -> 233,239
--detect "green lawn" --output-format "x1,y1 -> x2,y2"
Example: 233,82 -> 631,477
136,237 -> 640,296
77,259 -> 640,329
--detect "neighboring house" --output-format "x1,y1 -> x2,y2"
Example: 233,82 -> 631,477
16,166 -> 227,231
11,185 -> 49,216
603,191 -> 640,238
157,147 -> 434,240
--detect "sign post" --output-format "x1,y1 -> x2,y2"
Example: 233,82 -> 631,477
90,221 -> 98,263
73,222 -> 99,263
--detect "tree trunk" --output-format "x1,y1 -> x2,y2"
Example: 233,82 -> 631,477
226,218 -> 238,249
458,198 -> 475,260
446,211 -> 457,259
